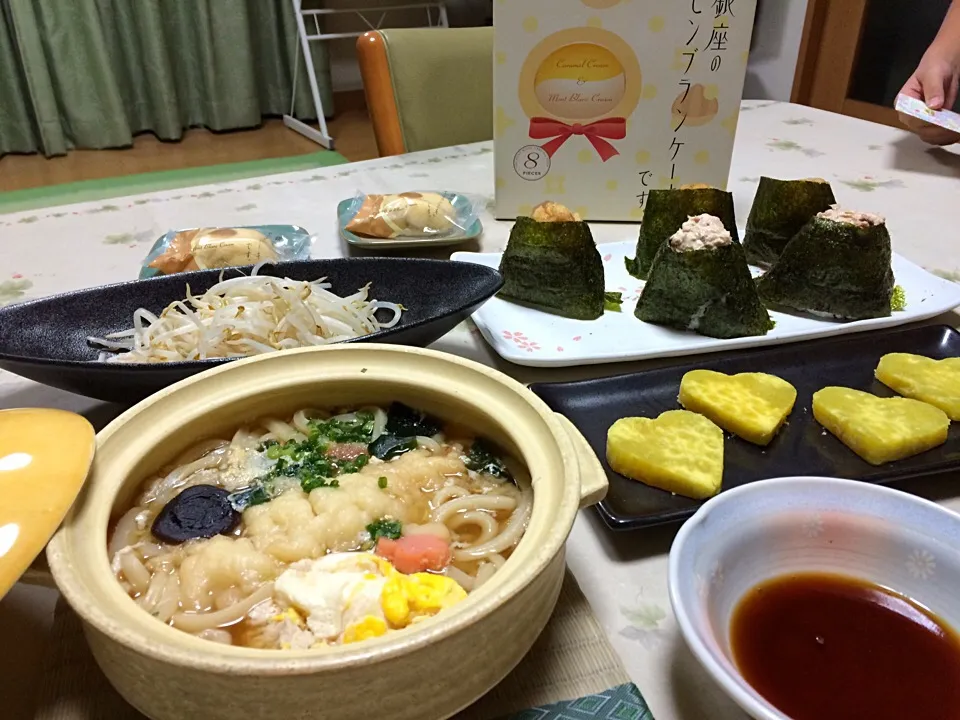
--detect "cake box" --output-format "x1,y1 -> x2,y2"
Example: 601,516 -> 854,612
493,0 -> 757,221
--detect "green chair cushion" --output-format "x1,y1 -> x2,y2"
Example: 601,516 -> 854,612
382,27 -> 493,153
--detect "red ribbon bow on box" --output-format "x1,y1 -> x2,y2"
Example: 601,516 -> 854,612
528,117 -> 627,162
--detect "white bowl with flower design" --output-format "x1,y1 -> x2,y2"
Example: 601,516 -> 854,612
668,476 -> 960,720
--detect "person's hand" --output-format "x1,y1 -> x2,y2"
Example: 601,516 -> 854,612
898,44 -> 960,145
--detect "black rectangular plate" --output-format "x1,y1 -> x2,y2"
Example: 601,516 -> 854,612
531,324 -> 960,530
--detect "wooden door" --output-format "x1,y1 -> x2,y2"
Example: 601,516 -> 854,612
793,0 -> 952,127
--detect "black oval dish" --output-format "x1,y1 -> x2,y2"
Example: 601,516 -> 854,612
0,258 -> 502,404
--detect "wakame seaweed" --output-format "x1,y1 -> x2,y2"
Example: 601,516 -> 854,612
498,216 -> 605,320
636,242 -> 773,339
369,434 -> 418,461
227,484 -> 272,512
465,440 -> 512,481
743,177 -> 837,266
625,187 -> 739,280
755,215 -> 895,321
385,402 -> 441,438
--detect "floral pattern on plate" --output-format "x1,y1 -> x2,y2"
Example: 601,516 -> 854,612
502,331 -> 541,352
907,549 -> 937,580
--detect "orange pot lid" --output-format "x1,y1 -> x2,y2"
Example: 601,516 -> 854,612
0,408 -> 95,599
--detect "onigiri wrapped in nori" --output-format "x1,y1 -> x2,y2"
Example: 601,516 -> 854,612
756,206 -> 895,321
625,185 -> 739,280
743,177 -> 837,266
498,202 -> 605,320
635,214 -> 773,339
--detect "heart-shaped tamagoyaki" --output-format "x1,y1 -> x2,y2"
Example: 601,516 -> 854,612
606,410 -> 724,499
875,353 -> 960,421
812,386 -> 950,466
678,369 -> 797,446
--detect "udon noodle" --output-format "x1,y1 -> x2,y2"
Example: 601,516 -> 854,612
109,404 -> 532,650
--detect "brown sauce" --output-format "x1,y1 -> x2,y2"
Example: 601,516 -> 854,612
730,573 -> 960,720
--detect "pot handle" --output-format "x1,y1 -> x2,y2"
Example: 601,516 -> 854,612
554,413 -> 608,508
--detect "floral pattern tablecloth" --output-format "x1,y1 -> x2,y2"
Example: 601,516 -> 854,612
2,100 -> 960,720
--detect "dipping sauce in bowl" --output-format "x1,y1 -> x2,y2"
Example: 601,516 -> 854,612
731,572 -> 960,720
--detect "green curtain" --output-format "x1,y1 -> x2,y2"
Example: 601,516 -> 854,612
0,0 -> 334,157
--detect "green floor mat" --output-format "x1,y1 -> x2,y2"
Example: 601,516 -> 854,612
0,150 -> 350,215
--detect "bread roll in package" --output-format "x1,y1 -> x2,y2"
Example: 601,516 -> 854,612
142,226 -> 312,277
344,191 -> 481,239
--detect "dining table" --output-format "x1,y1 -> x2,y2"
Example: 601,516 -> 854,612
2,99 -> 960,720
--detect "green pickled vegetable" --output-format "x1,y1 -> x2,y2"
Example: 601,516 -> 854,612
625,187 -> 739,280
743,177 -> 836,266
604,292 -> 623,312
891,285 -> 907,312
498,216 -> 605,320
636,240 -> 773,339
756,214 -> 895,321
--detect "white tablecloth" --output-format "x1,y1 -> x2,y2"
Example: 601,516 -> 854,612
3,100 -> 960,719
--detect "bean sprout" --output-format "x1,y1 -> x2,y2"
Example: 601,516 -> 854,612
88,270 -> 403,363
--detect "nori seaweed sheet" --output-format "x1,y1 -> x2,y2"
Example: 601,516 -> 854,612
625,188 -> 739,280
498,216 -> 605,320
743,177 -> 837,266
636,241 -> 773,339
756,215 -> 895,321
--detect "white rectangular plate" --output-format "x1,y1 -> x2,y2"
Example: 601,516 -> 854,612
452,240 -> 960,368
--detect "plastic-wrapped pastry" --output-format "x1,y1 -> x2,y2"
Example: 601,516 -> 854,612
148,228 -> 279,275
191,228 -> 279,269
346,192 -> 459,238
148,230 -> 199,275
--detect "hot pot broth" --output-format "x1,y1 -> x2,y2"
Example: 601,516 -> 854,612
109,403 -> 532,650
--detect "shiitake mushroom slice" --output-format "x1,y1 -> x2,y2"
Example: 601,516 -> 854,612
151,485 -> 240,544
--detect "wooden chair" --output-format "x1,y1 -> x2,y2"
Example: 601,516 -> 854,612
356,28 -> 493,157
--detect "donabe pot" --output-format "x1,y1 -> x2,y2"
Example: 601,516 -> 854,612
47,344 -> 607,720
